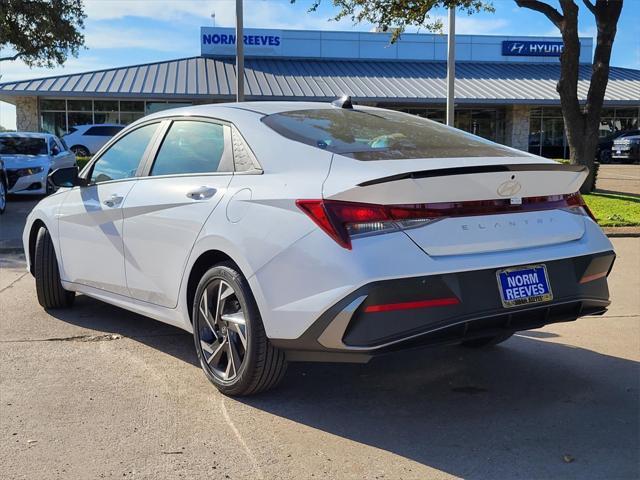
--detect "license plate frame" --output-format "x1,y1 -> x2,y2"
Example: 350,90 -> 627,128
496,264 -> 553,308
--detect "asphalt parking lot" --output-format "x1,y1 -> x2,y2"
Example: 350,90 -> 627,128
0,237 -> 638,480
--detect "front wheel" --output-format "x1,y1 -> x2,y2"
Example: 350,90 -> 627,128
193,262 -> 287,396
34,227 -> 75,309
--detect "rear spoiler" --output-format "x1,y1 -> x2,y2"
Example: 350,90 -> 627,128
358,163 -> 588,187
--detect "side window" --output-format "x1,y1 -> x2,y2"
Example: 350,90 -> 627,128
151,120 -> 228,176
90,123 -> 158,184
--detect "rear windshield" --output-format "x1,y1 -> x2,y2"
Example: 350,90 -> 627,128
262,108 -> 525,160
0,136 -> 48,155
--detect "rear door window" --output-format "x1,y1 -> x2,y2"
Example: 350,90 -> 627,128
150,120 -> 230,176
262,108 -> 525,160
90,123 -> 158,183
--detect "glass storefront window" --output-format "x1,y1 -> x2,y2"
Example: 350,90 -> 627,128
68,112 -> 93,128
40,99 -> 66,111
67,99 -> 93,111
94,100 -> 119,112
94,112 -> 120,124
41,111 -> 67,137
119,112 -> 145,124
120,101 -> 144,112
529,106 -> 640,159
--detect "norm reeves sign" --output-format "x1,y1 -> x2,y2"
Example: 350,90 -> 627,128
201,27 -> 282,56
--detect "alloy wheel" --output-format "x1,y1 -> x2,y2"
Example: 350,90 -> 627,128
197,279 -> 247,381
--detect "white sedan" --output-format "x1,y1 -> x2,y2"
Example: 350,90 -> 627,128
23,100 -> 615,395
0,132 -> 76,195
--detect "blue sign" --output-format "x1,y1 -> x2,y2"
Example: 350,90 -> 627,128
201,27 -> 282,57
502,40 -> 564,57
202,33 -> 281,47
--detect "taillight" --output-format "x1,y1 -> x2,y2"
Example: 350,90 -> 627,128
297,193 -> 594,249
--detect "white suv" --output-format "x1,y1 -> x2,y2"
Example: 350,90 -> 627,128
63,124 -> 124,157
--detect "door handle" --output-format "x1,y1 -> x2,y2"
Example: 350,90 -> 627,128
186,186 -> 217,200
103,194 -> 124,207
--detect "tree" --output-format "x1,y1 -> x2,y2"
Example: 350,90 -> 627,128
0,0 -> 86,68
515,0 -> 622,192
296,0 -> 624,192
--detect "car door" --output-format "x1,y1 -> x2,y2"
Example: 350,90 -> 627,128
57,122 -> 161,295
122,118 -> 234,308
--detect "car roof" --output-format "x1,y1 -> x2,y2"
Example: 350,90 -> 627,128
142,101 -> 369,123
0,131 -> 53,139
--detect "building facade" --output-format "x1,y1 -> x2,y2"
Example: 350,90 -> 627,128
1,27 -> 638,159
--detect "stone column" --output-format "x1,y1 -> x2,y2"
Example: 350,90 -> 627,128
15,96 -> 39,132
504,104 -> 530,152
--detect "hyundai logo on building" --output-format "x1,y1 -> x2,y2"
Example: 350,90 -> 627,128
502,40 -> 567,57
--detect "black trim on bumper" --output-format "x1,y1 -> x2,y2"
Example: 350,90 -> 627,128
271,251 -> 615,360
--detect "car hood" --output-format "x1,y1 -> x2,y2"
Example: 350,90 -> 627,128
0,154 -> 51,168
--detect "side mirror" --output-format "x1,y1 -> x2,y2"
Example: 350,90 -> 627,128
49,166 -> 86,188
50,145 -> 60,156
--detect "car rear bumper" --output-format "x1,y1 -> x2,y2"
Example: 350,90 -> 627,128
271,251 -> 615,362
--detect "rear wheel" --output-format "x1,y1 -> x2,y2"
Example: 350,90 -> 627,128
461,332 -> 513,348
193,262 -> 287,396
34,227 -> 75,309
70,145 -> 90,157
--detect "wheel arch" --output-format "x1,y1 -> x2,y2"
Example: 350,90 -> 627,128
185,249 -> 243,324
28,219 -> 48,275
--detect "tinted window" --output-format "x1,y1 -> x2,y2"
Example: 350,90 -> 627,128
151,121 -> 227,176
0,136 -> 47,155
262,108 -> 526,160
85,126 -> 123,136
90,123 -> 158,183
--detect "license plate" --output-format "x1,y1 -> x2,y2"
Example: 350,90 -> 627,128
497,264 -> 553,308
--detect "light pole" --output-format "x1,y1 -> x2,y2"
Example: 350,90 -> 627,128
236,0 -> 244,102
446,7 -> 455,127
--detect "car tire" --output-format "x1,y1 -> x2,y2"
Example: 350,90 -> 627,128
193,262 -> 287,396
34,227 -> 75,309
460,332 -> 513,348
70,145 -> 90,157
0,179 -> 6,214
599,149 -> 612,164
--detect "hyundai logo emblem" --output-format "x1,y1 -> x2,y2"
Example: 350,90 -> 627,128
497,180 -> 522,197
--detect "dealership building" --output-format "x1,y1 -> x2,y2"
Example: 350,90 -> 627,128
0,27 -> 638,158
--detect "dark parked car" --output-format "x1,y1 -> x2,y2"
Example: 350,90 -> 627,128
597,129 -> 640,163
611,135 -> 640,163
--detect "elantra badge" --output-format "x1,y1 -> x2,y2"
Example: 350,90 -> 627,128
497,179 -> 522,197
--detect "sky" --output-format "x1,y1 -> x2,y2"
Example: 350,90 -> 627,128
1,0 -> 639,129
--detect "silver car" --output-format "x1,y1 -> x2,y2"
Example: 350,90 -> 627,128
0,132 -> 76,195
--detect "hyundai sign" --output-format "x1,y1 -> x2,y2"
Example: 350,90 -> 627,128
502,40 -> 565,57
201,27 -> 282,57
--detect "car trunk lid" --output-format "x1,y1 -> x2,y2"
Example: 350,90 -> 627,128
322,156 -> 588,256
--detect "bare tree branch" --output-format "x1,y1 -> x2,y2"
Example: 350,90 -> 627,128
514,0 -> 564,28
581,0 -> 596,15
0,53 -> 21,62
